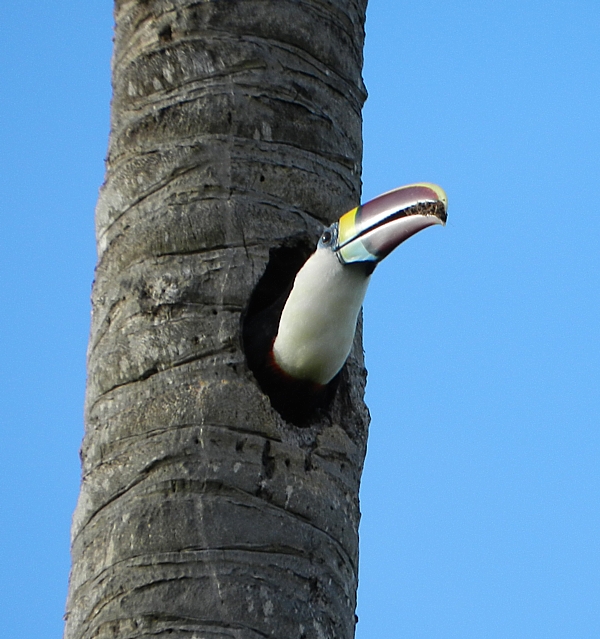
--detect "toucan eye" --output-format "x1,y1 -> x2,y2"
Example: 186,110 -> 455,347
321,230 -> 332,244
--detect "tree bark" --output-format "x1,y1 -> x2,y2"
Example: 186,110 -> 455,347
64,1 -> 369,638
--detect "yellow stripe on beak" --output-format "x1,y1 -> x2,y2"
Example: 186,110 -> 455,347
337,206 -> 358,245
336,205 -> 377,263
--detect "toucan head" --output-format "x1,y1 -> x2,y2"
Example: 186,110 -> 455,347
317,182 -> 447,267
244,181 -> 448,423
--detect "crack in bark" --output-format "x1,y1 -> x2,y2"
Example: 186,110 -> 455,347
99,140 -> 356,242
87,348 -> 237,412
75,460 -> 357,576
84,600 -> 272,639
78,478 -> 357,574
73,544 -> 352,596
97,162 -> 200,237
88,302 -> 242,361
86,423 -> 283,455
95,241 -> 261,286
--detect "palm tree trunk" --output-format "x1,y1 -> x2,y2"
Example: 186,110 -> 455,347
64,1 -> 369,637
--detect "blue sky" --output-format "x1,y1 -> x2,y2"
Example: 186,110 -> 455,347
1,1 -> 599,637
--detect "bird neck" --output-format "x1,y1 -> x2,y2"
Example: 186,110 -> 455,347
272,249 -> 370,385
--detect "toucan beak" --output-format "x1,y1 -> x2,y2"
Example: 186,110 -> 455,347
335,183 -> 447,264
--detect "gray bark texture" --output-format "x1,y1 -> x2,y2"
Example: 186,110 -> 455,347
64,1 -> 369,637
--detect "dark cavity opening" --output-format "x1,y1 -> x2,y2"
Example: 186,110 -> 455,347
242,237 -> 340,425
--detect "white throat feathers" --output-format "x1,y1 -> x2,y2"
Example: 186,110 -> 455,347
273,248 -> 370,385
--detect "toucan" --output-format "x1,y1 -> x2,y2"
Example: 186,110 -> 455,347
243,183 -> 447,424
